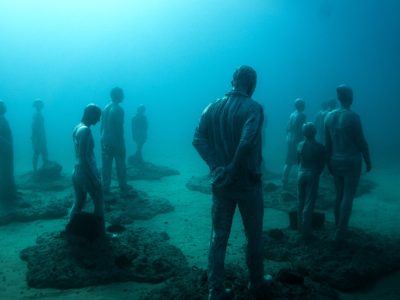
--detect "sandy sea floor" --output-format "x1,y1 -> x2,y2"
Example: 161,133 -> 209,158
1,154 -> 399,299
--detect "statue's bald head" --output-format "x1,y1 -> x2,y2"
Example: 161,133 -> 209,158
337,84 -> 353,108
33,99 -> 44,110
295,98 -> 305,112
231,65 -> 257,97
302,122 -> 316,140
82,103 -> 102,125
110,87 -> 124,103
137,104 -> 146,114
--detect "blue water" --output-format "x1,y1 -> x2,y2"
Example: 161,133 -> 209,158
1,0 -> 399,172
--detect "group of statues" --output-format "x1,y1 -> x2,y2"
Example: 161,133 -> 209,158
70,88 -> 148,232
282,85 -> 371,241
193,66 -> 371,300
0,100 -> 49,208
0,65 -> 372,300
0,92 -> 148,216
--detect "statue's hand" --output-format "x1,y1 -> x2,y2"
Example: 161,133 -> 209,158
211,164 -> 236,190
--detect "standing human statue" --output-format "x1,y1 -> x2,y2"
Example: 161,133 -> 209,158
315,98 -> 337,144
70,104 -> 104,232
193,66 -> 271,300
297,122 -> 326,239
314,100 -> 329,144
131,104 -> 148,164
0,101 -> 17,205
101,87 -> 132,194
32,99 -> 49,173
282,98 -> 307,188
325,85 -> 372,242
327,98 -> 337,114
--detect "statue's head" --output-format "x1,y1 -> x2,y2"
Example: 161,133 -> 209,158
231,65 -> 257,97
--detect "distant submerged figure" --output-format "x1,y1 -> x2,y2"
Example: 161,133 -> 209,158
314,100 -> 329,144
327,98 -> 337,112
131,104 -> 148,164
314,99 -> 337,144
297,122 -> 326,239
31,99 -> 49,173
0,101 -> 17,205
101,87 -> 132,195
282,98 -> 307,189
325,85 -> 372,242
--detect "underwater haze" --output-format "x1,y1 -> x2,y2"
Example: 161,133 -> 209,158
1,0 -> 400,299
1,0 -> 399,172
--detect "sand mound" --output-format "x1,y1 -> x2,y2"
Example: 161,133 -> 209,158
0,192 -> 71,226
20,227 -> 188,289
142,264 -> 339,300
263,224 -> 400,291
126,157 -> 180,180
17,162 -> 70,192
186,174 -> 376,213
104,188 -> 174,225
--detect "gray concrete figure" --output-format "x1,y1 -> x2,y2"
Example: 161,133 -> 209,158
101,87 -> 131,194
131,104 -> 148,164
32,99 -> 49,173
297,122 -> 326,238
327,98 -> 337,112
282,98 -> 306,188
316,98 -> 337,145
314,101 -> 329,144
193,66 -> 271,300
70,104 -> 104,229
325,85 -> 371,241
0,101 -> 17,205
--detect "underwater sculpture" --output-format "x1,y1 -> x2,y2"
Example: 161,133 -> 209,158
31,99 -> 49,173
315,98 -> 337,144
127,103 -> 180,181
282,98 -> 307,189
69,104 -> 104,233
101,87 -> 132,195
325,84 -> 372,242
327,98 -> 337,113
296,122 -> 326,239
131,104 -> 148,164
0,100 -> 17,205
314,100 -> 329,144
30,99 -> 64,182
185,169 -> 376,216
193,65 -> 271,299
